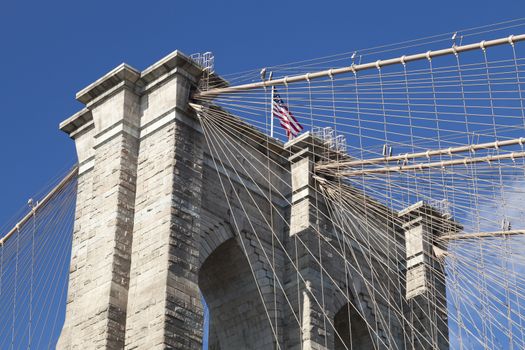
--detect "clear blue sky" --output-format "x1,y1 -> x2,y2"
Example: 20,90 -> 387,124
0,0 -> 524,224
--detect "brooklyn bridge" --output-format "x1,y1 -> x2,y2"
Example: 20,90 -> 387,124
1,21 -> 525,350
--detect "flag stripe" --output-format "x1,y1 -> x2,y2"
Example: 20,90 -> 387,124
272,88 -> 303,137
276,107 -> 301,134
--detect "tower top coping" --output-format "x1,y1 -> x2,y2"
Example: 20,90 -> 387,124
140,50 -> 202,85
399,200 -> 463,233
59,107 -> 92,136
75,50 -> 202,105
76,63 -> 141,105
60,50 -> 204,137
284,132 -> 353,164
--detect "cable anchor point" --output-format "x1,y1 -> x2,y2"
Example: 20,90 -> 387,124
451,32 -> 458,47
508,35 -> 515,47
260,68 -> 267,82
480,40 -> 486,52
28,198 -> 36,212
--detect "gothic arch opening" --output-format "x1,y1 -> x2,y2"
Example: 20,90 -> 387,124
334,302 -> 374,350
198,238 -> 273,349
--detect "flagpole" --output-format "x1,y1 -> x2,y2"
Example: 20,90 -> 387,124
270,86 -> 275,138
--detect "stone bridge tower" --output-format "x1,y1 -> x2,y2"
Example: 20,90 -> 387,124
57,51 -> 449,349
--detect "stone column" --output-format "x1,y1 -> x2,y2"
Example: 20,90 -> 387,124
57,108 -> 95,349
57,65 -> 142,349
285,136 -> 331,350
399,202 -> 455,350
124,53 -> 204,349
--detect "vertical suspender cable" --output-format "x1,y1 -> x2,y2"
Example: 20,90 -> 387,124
11,226 -> 19,350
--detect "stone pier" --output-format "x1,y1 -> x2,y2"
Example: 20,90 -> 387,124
57,51 -> 449,349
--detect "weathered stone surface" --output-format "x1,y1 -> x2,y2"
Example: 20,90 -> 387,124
399,203 -> 451,350
58,50 -> 449,350
58,70 -> 141,349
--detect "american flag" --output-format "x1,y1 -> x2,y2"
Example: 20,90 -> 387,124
272,88 -> 303,138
